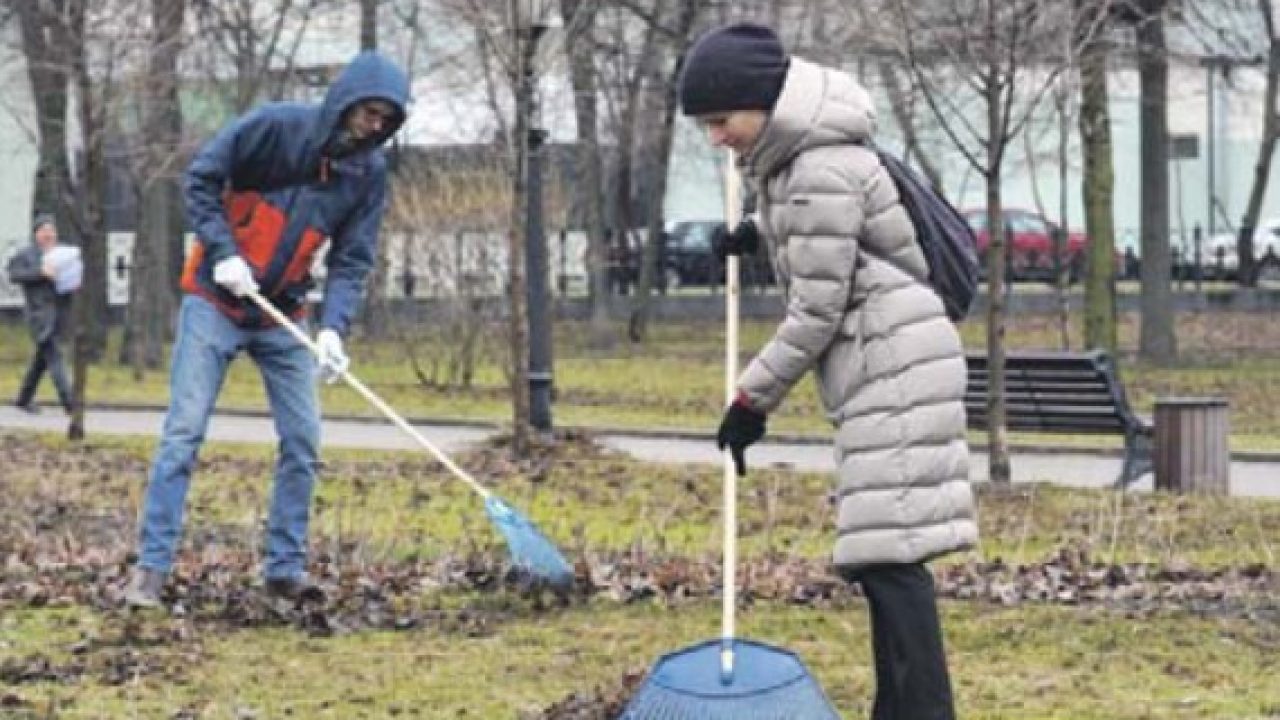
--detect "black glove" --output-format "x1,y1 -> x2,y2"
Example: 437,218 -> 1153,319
711,218 -> 760,261
716,397 -> 767,476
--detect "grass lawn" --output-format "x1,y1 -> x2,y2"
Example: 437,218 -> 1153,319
2,307 -> 1279,450
5,601 -> 1277,719
2,432 -> 1278,718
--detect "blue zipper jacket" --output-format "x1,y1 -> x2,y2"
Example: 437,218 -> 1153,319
181,50 -> 409,335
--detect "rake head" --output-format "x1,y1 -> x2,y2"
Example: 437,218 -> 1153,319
619,639 -> 840,719
484,495 -> 574,588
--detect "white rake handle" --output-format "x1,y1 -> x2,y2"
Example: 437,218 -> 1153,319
245,290 -> 492,501
721,150 -> 741,681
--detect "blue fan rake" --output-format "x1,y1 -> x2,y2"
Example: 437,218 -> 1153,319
620,153 -> 839,719
247,291 -> 573,588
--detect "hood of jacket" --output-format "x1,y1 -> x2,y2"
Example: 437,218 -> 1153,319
743,57 -> 876,183
313,50 -> 411,157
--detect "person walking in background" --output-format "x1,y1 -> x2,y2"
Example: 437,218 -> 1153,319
123,50 -> 410,608
681,23 -> 976,720
7,214 -> 77,415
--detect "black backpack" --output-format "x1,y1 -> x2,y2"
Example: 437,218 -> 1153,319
875,149 -> 980,322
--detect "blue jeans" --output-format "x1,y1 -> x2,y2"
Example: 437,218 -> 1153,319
138,294 -> 321,580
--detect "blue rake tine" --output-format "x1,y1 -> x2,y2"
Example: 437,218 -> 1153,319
241,291 -> 576,590
622,153 -> 839,719
485,495 -> 575,588
619,638 -> 840,719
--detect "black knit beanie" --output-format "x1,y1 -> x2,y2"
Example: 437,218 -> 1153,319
31,213 -> 55,234
679,23 -> 788,117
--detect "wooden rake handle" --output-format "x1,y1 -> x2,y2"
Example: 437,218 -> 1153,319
722,150 -> 742,681
244,290 -> 491,500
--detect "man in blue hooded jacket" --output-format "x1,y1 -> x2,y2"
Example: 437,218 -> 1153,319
124,51 -> 410,607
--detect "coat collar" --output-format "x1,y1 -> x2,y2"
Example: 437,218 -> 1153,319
742,57 -> 877,182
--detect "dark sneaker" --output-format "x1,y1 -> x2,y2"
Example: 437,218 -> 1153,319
122,567 -> 166,608
264,576 -> 325,603
14,401 -> 39,415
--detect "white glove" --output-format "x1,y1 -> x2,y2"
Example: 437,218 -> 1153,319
315,329 -> 349,384
212,255 -> 259,297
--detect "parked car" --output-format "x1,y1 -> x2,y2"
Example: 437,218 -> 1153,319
660,221 -> 719,287
1193,219 -> 1280,282
659,221 -> 775,288
962,208 -> 1090,283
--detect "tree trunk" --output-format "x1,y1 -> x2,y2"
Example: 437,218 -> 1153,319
610,15 -> 661,315
853,0 -> 941,186
233,3 -> 258,113
1054,81 -> 1071,351
984,170 -> 1010,486
71,5 -> 108,362
1238,0 -> 1279,287
984,14 -> 1010,487
628,63 -> 675,342
127,0 -> 186,377
66,0 -> 108,439
877,61 -> 942,188
1078,0 -> 1118,353
360,0 -> 378,51
357,0 -> 389,337
507,6 -> 535,456
15,1 -> 73,230
560,0 -> 611,337
1136,2 -> 1176,362
1018,91 -> 1071,350
629,2 -> 699,342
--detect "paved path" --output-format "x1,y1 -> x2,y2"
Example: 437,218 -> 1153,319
599,435 -> 1279,498
0,405 -> 493,453
2,404 -> 1276,498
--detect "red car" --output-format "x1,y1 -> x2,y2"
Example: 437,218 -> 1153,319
962,208 -> 1089,282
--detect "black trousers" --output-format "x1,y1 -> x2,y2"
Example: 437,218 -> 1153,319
16,338 -> 72,410
847,562 -> 955,720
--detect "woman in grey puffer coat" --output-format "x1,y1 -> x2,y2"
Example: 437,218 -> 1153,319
681,23 -> 976,720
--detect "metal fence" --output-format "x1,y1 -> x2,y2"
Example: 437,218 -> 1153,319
0,229 -> 598,310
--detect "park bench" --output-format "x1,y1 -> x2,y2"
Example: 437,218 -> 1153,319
964,350 -> 1153,488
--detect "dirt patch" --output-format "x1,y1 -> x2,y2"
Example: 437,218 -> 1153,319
519,669 -> 646,720
3,431 -> 1277,695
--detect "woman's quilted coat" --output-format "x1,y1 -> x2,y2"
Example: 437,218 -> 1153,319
737,58 -> 978,570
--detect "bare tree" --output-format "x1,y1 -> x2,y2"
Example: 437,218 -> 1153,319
1017,79 -> 1075,350
625,0 -> 704,342
509,0 -> 549,449
1131,0 -> 1177,361
1237,0 -> 1279,285
560,0 -> 612,339
596,1 -> 662,316
1078,0 -> 1120,352
123,0 -> 187,377
361,0 -> 378,50
65,0 -> 126,438
11,0 -> 73,228
877,61 -> 945,187
415,0 -> 545,454
839,1 -> 947,185
356,0 -> 394,336
11,0 -> 139,437
889,0 -> 1084,485
1019,15 -> 1100,352
386,152 -> 511,390
439,0 -> 544,452
188,0 -> 329,113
